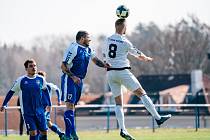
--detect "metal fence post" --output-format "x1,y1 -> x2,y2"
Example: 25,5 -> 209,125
152,117 -> 155,132
195,105 -> 198,131
195,91 -> 200,131
54,107 -> 57,125
4,109 -> 8,136
106,106 -> 110,133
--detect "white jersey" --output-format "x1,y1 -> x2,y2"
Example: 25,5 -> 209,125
103,33 -> 142,68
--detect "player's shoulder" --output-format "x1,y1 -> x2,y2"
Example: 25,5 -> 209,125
108,33 -> 119,40
16,75 -> 27,81
35,74 -> 45,81
47,82 -> 59,89
13,75 -> 28,85
88,46 -> 94,52
66,42 -> 79,52
47,82 -> 56,87
12,75 -> 26,84
69,42 -> 77,47
108,34 -> 125,43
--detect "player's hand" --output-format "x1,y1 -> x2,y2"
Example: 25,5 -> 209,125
145,57 -> 153,62
0,106 -> 6,112
104,63 -> 111,68
71,76 -> 81,85
46,106 -> 52,112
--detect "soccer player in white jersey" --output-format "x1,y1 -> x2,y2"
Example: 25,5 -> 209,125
0,59 -> 49,140
38,71 -> 65,140
61,31 -> 110,140
103,19 -> 171,140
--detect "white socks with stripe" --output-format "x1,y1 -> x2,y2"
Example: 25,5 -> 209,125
115,105 -> 126,131
140,94 -> 161,120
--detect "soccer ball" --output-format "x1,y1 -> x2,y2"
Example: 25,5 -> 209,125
116,5 -> 129,19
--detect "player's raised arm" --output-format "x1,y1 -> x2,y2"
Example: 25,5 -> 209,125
137,52 -> 153,62
92,56 -> 111,68
90,46 -> 110,68
126,39 -> 153,62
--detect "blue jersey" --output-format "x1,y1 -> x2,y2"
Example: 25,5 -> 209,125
42,82 -> 61,108
10,75 -> 47,115
62,42 -> 96,79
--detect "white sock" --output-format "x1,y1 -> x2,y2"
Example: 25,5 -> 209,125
140,94 -> 161,120
115,105 -> 126,131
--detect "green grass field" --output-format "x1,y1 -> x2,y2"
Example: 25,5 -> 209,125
0,128 -> 210,140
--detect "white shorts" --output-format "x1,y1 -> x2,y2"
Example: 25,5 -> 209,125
107,69 -> 142,97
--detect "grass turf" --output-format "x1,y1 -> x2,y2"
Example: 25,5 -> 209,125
0,128 -> 210,140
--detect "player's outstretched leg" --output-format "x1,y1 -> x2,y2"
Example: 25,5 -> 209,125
49,123 -> 65,139
134,87 -> 172,126
140,94 -> 172,126
120,129 -> 135,140
156,114 -> 172,126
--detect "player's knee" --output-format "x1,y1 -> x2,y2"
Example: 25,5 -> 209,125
29,130 -> 37,136
40,130 -> 48,135
66,102 -> 75,110
115,95 -> 123,105
134,88 -> 146,97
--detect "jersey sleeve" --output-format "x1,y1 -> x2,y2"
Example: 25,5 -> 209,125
62,43 -> 77,64
10,77 -> 22,93
48,83 -> 59,91
48,83 -> 61,102
2,77 -> 22,107
90,48 -> 96,59
125,39 -> 142,57
102,39 -> 108,62
42,77 -> 47,90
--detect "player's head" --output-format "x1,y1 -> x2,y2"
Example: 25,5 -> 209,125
76,31 -> 91,47
38,70 -> 47,79
24,59 -> 37,76
115,18 -> 127,34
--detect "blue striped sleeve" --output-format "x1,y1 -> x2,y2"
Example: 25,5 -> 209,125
2,90 -> 15,107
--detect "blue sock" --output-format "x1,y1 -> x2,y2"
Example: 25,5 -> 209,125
30,135 -> 39,140
50,124 -> 63,136
39,134 -> 47,140
64,110 -> 75,137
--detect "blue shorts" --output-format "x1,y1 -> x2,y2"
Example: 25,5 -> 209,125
23,113 -> 48,131
61,74 -> 83,104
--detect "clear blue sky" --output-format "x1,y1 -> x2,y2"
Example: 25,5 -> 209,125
0,0 -> 210,44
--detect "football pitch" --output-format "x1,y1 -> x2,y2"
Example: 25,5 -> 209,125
0,128 -> 210,140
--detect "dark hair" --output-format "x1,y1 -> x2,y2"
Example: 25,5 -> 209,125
76,31 -> 88,41
24,59 -> 36,68
37,70 -> 47,78
115,18 -> 126,27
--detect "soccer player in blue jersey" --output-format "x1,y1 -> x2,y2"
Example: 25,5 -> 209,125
61,31 -> 110,140
0,59 -> 49,140
38,71 -> 65,140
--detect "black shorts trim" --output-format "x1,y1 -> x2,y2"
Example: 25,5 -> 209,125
107,67 -> 131,71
